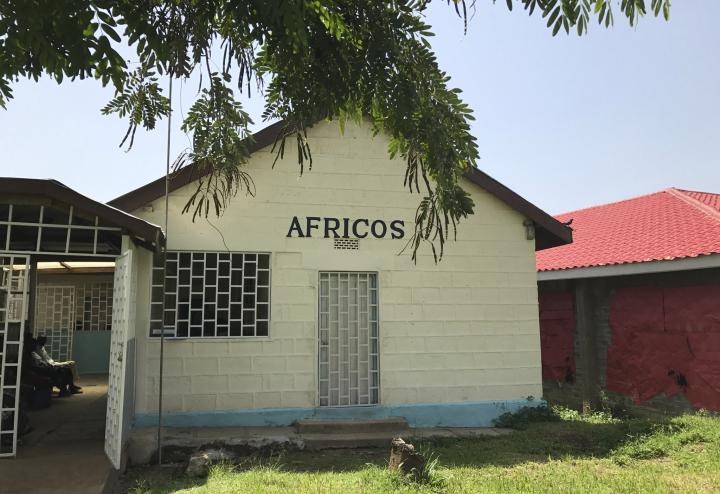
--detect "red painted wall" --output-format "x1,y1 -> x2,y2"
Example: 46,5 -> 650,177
607,284 -> 720,410
539,292 -> 576,383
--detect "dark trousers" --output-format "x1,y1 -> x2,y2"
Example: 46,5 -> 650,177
31,365 -> 72,390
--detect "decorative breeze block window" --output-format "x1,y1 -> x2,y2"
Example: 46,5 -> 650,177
34,285 -> 75,362
74,281 -> 113,331
151,252 -> 270,338
333,238 -> 359,250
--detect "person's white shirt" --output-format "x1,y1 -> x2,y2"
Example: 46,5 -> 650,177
39,346 -> 56,365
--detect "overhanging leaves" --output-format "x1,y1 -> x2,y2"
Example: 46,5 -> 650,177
0,0 -> 671,260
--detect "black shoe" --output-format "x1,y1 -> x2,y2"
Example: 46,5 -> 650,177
70,387 -> 83,394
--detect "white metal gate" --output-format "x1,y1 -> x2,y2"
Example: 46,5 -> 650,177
34,286 -> 75,362
105,250 -> 133,470
0,255 -> 29,457
318,272 -> 379,406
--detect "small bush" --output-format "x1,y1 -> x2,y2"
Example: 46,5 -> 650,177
493,404 -> 560,429
494,404 -> 620,429
553,406 -> 619,424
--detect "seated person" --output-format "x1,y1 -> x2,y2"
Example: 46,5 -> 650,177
35,336 -> 81,384
21,333 -> 53,405
25,336 -> 81,397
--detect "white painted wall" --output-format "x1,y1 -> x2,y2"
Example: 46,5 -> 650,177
131,120 -> 542,414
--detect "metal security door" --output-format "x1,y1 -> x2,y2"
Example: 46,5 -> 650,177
0,255 -> 29,458
34,286 -> 75,362
318,272 -> 379,406
105,250 -> 132,470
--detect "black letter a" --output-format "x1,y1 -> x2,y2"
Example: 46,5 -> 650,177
287,216 -> 305,237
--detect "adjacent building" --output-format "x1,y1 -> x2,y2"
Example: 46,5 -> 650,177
537,188 -> 720,414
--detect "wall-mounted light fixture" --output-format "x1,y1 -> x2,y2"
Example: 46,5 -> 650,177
523,220 -> 536,240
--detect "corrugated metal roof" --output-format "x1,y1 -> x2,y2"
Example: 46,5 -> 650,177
536,188 -> 720,272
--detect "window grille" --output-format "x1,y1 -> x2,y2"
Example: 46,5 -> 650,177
318,272 -> 379,406
35,280 -> 113,332
150,252 -> 270,338
74,281 -> 113,331
34,286 -> 75,362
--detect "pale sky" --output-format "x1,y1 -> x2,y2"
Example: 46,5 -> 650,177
1,2 -> 718,215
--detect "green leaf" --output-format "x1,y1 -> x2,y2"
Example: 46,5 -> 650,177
83,22 -> 98,37
547,6 -> 561,28
101,23 -> 121,43
98,11 -> 116,27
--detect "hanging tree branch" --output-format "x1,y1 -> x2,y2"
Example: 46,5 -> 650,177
0,0 -> 671,260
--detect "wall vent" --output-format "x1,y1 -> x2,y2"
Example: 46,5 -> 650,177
334,238 -> 360,250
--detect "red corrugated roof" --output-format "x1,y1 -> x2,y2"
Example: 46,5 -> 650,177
537,188 -> 720,272
677,189 -> 720,214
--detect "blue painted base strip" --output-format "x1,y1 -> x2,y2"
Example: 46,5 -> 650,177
134,399 -> 545,428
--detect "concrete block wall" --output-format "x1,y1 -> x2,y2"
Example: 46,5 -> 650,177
540,268 -> 720,415
131,120 -> 543,415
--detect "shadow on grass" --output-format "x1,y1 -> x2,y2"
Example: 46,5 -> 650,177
427,419 -> 662,468
277,418 -> 664,472
119,417 -> 670,492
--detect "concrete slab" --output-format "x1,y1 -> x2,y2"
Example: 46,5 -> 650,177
295,417 -> 409,434
127,423 -> 513,464
128,426 -> 304,465
0,375 -> 112,494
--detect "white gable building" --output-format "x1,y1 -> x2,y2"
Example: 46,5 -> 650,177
0,120 -> 570,466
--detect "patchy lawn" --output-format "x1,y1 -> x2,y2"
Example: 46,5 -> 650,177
124,409 -> 720,493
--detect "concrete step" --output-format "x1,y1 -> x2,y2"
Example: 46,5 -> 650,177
294,417 -> 409,435
301,431 -> 406,450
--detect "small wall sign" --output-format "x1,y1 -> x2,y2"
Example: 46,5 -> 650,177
287,216 -> 405,239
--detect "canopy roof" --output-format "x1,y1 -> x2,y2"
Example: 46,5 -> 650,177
0,177 -> 164,256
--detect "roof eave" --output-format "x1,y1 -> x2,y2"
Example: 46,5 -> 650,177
108,120 -> 572,251
463,168 -> 572,251
538,253 -> 720,281
108,120 -> 287,212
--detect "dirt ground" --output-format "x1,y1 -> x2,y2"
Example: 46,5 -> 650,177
0,375 -> 112,494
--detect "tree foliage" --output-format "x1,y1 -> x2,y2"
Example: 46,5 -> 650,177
0,1 -> 670,260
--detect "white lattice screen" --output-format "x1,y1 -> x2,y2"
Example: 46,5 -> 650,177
105,250 -> 132,470
0,255 -> 29,457
318,272 -> 379,406
74,281 -> 113,331
34,286 -> 75,362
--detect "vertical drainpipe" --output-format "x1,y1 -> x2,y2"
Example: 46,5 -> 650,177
157,73 -> 173,465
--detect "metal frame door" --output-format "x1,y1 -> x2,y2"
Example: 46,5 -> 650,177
0,255 -> 29,458
34,285 -> 76,362
104,250 -> 133,469
318,272 -> 379,407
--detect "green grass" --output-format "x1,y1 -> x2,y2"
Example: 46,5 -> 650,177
125,410 -> 720,493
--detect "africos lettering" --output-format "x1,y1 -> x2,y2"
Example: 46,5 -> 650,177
287,216 -> 405,239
